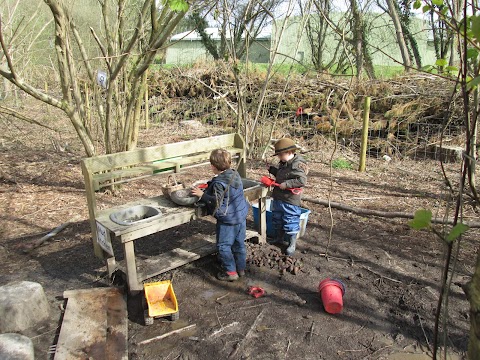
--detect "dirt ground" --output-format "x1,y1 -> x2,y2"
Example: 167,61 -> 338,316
0,103 -> 477,360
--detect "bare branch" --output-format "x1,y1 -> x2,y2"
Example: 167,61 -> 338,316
0,105 -> 57,131
111,0 -> 150,81
90,26 -> 112,72
0,15 -> 18,81
44,0 -> 72,101
71,24 -> 94,83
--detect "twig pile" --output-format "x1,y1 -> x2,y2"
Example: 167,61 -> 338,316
147,65 -> 464,157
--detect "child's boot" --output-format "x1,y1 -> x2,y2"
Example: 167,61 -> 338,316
285,234 -> 298,255
270,228 -> 285,244
217,271 -> 239,281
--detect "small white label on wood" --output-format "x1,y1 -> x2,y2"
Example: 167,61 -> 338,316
96,222 -> 114,256
96,70 -> 108,89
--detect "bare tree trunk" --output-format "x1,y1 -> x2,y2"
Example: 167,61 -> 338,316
350,0 -> 363,78
362,31 -> 375,79
449,0 -> 463,66
0,0 -> 97,156
466,248 -> 480,356
304,0 -> 332,71
386,0 -> 411,71
429,6 -> 453,70
404,28 -> 422,69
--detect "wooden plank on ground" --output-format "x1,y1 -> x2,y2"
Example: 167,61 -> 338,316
54,287 -> 127,360
431,144 -> 463,162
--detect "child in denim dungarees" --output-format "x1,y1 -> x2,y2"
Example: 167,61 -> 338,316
267,138 -> 308,256
191,149 -> 249,281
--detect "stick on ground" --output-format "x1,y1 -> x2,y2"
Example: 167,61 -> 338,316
138,324 -> 196,346
209,321 -> 240,338
229,308 -> 265,359
24,215 -> 81,253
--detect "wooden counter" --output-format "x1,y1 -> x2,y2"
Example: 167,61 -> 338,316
95,182 -> 268,293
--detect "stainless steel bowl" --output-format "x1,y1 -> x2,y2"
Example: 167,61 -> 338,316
169,189 -> 199,206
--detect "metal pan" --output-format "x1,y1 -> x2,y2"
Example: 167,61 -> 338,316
169,189 -> 199,206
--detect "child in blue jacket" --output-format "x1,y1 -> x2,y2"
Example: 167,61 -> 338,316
191,149 -> 249,281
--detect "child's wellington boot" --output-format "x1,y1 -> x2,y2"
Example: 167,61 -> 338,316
270,228 -> 285,244
285,234 -> 298,256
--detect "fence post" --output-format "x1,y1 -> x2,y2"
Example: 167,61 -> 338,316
84,82 -> 91,129
358,96 -> 371,172
144,70 -> 149,130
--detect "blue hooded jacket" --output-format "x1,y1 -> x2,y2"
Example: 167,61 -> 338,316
199,169 -> 249,225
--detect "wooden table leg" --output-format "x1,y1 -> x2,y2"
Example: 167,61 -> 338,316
258,195 -> 267,244
106,256 -> 117,277
122,241 -> 142,294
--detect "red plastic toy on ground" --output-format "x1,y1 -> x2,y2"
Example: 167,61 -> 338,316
248,286 -> 266,298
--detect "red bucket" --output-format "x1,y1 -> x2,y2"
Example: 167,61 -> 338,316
318,278 -> 346,314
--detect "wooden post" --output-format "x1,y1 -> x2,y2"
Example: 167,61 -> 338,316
471,91 -> 477,188
471,118 -> 477,187
258,190 -> 268,244
234,133 -> 247,178
81,160 -> 104,258
144,70 -> 149,130
84,82 -> 91,129
358,96 -> 371,172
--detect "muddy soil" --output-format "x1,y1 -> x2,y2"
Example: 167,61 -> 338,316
0,105 -> 476,360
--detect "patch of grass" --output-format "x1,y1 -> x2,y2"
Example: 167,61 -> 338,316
151,60 -> 406,80
327,64 -> 406,79
332,158 -> 353,170
374,65 -> 406,79
240,62 -> 310,76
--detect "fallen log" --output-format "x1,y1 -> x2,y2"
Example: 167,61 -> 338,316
302,196 -> 480,228
23,215 -> 82,253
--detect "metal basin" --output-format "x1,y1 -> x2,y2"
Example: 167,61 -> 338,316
109,205 -> 162,226
242,178 -> 265,201
242,178 -> 261,189
170,189 -> 199,206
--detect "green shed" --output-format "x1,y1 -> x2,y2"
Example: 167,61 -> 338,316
166,28 -> 271,65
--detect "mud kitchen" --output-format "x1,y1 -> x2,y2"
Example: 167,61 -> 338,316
81,133 -> 268,293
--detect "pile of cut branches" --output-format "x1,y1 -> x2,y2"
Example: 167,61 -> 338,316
147,65 -> 463,158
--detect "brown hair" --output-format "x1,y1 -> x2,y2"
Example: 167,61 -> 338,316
210,149 -> 232,171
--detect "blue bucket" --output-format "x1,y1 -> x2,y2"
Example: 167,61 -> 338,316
251,198 -> 311,238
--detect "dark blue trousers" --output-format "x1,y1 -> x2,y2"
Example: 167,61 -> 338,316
216,221 -> 247,273
272,199 -> 301,235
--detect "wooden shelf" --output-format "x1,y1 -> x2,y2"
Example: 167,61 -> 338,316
114,230 -> 261,284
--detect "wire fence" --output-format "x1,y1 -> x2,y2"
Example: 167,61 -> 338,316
294,120 -> 466,163
365,122 -> 464,161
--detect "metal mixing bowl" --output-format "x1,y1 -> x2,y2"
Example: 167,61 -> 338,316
169,189 -> 199,206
